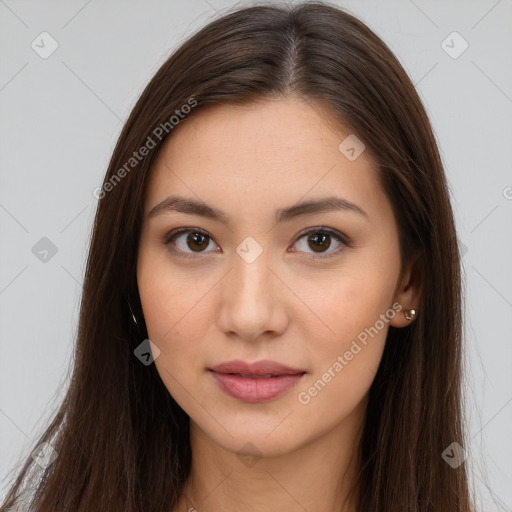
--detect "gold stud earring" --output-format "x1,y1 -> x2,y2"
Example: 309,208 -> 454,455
403,308 -> 416,321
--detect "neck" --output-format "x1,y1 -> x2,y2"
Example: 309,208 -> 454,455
174,401 -> 365,512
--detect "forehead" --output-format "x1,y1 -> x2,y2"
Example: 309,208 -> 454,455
143,96 -> 386,220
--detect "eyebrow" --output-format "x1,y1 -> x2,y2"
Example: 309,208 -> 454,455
147,194 -> 368,225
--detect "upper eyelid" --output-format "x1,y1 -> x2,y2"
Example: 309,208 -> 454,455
166,226 -> 347,240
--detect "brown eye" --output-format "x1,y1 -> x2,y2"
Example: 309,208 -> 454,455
164,228 -> 220,258
186,232 -> 210,252
307,232 -> 332,253
291,227 -> 349,259
164,226 -> 350,260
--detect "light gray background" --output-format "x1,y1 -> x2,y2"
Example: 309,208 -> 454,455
1,0 -> 511,509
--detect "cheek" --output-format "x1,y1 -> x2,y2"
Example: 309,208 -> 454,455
302,282 -> 390,397
299,259 -> 397,356
139,280 -> 205,362
137,253 -> 217,405
141,282 -> 207,410
294,254 -> 398,411
137,253 -> 183,351
137,245 -> 211,342
294,288 -> 391,433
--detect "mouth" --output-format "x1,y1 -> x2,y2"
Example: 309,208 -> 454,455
209,359 -> 306,376
208,359 -> 307,403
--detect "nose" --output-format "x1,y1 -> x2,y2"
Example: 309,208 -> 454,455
217,247 -> 289,342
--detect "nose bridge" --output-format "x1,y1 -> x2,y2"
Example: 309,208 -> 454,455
218,236 -> 286,340
231,240 -> 273,307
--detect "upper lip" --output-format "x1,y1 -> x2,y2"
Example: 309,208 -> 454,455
209,359 -> 306,376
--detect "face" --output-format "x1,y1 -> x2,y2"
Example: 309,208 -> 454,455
137,96 -> 411,458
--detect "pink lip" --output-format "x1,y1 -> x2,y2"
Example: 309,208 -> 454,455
209,359 -> 306,403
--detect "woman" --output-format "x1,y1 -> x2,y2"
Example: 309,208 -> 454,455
1,2 -> 472,510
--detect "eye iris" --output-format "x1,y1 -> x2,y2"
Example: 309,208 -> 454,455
308,233 -> 331,253
187,232 -> 209,252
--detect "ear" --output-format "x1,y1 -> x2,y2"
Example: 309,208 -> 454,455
390,250 -> 422,328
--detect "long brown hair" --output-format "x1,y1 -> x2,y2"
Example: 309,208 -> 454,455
1,2 -> 472,510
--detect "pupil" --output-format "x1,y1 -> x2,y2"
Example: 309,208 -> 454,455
188,232 -> 208,251
309,233 -> 330,253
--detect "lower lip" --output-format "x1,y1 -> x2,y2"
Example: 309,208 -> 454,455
210,371 -> 305,403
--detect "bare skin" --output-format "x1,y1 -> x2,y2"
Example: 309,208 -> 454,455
137,96 -> 420,512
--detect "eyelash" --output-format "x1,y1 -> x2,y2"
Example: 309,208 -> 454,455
162,226 -> 352,260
